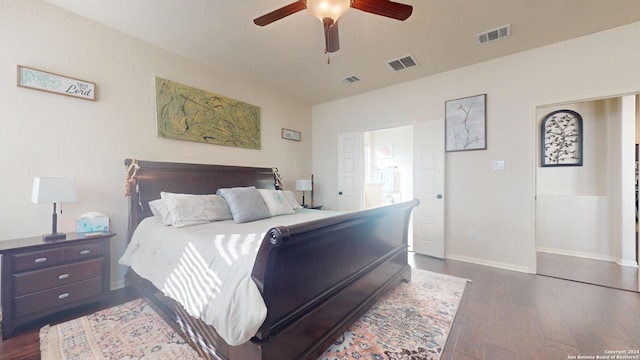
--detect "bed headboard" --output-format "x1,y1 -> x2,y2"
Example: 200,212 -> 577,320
124,159 -> 279,242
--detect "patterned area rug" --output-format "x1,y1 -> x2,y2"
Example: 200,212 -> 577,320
40,269 -> 467,360
319,269 -> 468,360
40,299 -> 200,360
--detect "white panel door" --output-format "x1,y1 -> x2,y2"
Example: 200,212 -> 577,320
337,132 -> 363,211
413,119 -> 445,258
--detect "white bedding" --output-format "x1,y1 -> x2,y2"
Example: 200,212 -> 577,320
119,209 -> 340,346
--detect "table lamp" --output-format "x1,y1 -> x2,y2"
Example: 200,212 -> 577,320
31,177 -> 77,240
295,179 -> 312,207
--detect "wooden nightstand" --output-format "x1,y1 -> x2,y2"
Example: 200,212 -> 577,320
0,232 -> 115,339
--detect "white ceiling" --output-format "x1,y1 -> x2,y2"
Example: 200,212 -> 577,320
45,0 -> 640,105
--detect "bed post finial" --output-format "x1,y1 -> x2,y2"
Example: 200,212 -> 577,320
268,226 -> 290,246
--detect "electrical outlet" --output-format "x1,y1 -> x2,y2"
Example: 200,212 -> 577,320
469,230 -> 478,240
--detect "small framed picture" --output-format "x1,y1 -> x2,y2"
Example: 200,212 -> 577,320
282,128 -> 301,141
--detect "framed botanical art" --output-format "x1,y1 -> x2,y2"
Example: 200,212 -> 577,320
541,109 -> 583,167
445,94 -> 487,152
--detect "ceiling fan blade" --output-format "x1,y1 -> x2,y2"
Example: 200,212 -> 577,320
253,1 -> 307,26
351,0 -> 413,21
323,18 -> 340,53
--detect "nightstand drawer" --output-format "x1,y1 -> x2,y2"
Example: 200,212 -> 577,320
12,248 -> 64,272
13,258 -> 104,296
64,240 -> 104,262
13,277 -> 103,318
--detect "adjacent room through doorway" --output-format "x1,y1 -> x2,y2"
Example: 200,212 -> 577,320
535,94 -> 640,292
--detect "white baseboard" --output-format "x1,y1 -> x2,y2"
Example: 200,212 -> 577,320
445,253 -> 533,274
617,259 -> 639,268
537,246 -> 638,268
536,246 -> 614,262
110,279 -> 126,291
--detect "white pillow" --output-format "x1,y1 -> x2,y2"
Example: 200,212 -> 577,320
282,190 -> 302,209
258,189 -> 295,216
209,195 -> 233,221
217,186 -> 271,223
149,199 -> 172,226
161,192 -> 231,227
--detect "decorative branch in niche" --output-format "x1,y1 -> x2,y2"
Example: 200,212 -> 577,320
541,109 -> 583,167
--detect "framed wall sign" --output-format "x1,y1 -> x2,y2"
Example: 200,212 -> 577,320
541,109 -> 583,167
17,65 -> 96,101
445,94 -> 487,152
282,128 -> 301,141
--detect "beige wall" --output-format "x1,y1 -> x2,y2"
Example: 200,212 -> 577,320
312,21 -> 640,273
0,0 -> 312,288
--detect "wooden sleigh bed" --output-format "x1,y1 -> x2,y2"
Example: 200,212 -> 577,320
123,159 -> 419,360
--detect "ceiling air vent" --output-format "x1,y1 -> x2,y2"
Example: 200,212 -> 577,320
477,24 -> 511,44
387,55 -> 418,72
342,75 -> 361,84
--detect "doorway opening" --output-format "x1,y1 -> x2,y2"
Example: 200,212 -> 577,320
337,120 -> 445,257
363,126 -> 414,208
535,95 -> 640,292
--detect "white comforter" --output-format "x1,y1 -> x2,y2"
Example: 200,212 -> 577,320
119,209 -> 339,346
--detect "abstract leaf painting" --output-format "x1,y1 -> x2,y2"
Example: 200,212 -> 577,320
445,94 -> 487,152
155,77 -> 260,149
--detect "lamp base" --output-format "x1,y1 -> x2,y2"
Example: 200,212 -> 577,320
43,232 -> 66,241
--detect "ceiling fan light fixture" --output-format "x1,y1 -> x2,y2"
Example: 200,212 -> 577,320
307,0 -> 351,23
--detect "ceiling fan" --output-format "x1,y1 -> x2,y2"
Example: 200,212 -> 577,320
254,0 -> 413,60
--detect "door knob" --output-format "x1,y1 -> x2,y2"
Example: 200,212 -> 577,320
338,191 -> 343,195
436,194 -> 443,199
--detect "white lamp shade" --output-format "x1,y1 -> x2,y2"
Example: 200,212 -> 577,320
31,177 -> 77,204
296,179 -> 313,191
307,0 -> 351,22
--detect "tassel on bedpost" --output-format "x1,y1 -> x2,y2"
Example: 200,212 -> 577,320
272,167 -> 284,190
124,158 -> 139,196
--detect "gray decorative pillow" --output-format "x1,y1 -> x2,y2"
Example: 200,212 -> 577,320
217,186 -> 271,223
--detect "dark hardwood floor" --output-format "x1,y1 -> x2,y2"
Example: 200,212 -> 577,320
537,251 -> 640,292
409,253 -> 640,360
3,255 -> 640,360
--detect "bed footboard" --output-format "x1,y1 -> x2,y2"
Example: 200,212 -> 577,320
250,199 -> 419,359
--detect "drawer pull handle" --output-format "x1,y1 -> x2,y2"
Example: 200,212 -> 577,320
58,293 -> 69,300
79,250 -> 91,255
58,273 -> 70,280
34,257 -> 47,263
